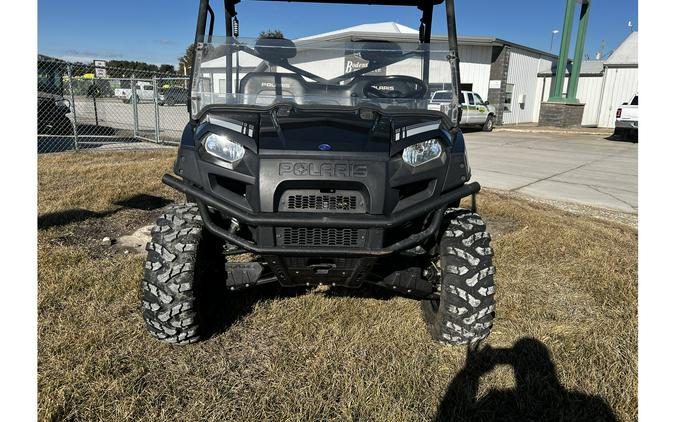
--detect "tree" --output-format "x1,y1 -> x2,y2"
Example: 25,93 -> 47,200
159,64 -> 176,74
258,30 -> 285,39
178,44 -> 196,76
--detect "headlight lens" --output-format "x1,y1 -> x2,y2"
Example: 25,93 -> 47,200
402,139 -> 442,167
203,133 -> 245,163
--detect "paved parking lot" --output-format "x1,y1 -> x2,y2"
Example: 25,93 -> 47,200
464,130 -> 638,213
71,96 -> 188,141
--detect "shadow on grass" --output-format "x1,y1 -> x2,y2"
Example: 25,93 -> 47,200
198,269 -> 310,339
322,284 -> 398,301
38,194 -> 172,230
193,232 -> 311,339
434,338 -> 618,422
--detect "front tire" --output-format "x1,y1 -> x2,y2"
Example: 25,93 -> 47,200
141,203 -> 221,344
422,210 -> 496,345
482,115 -> 495,132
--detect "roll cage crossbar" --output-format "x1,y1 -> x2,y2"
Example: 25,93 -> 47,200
189,0 -> 461,123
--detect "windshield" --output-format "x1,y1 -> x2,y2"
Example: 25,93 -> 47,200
191,36 -> 458,117
38,64 -> 64,95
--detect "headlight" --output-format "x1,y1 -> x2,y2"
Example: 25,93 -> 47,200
202,133 -> 245,164
55,98 -> 70,108
402,139 -> 442,167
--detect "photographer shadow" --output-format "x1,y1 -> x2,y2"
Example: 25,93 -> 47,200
435,337 -> 618,422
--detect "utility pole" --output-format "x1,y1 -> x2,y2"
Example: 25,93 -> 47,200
550,29 -> 560,53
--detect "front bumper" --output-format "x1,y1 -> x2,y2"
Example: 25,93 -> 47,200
163,173 -> 480,257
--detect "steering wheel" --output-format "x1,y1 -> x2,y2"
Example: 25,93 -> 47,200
363,76 -> 428,100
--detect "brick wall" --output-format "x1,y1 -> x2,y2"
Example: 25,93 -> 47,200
487,46 -> 511,125
538,102 -> 586,128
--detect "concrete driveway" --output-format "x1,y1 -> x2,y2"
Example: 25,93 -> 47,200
464,130 -> 637,213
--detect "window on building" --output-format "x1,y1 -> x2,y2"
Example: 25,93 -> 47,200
460,83 -> 473,92
219,79 -> 228,94
504,84 -> 514,112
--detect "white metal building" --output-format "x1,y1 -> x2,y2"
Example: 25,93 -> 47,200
534,32 -> 638,128
201,22 -> 559,125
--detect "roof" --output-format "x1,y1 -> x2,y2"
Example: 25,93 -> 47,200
605,32 -> 638,66
296,22 -> 417,42
297,22 -> 558,59
537,60 -> 605,77
202,21 -> 559,69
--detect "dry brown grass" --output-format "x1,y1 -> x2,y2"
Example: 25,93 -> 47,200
38,151 -> 637,421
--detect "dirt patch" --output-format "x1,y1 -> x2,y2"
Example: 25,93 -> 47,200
484,215 -> 520,240
43,206 -> 170,258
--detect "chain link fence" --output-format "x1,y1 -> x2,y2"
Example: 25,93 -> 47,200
38,57 -> 190,154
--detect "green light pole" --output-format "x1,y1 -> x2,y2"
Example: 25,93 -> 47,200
550,0 -> 592,104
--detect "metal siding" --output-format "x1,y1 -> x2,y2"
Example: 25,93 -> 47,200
598,67 -> 639,128
576,76 -> 604,126
503,49 -> 553,124
458,45 -> 492,99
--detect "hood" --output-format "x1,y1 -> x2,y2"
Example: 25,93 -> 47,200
258,109 -> 390,153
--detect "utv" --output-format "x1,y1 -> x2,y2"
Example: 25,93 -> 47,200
38,57 -> 73,136
142,0 -> 496,346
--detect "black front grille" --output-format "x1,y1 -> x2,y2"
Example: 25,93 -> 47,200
277,227 -> 365,247
279,190 -> 366,213
287,194 -> 357,211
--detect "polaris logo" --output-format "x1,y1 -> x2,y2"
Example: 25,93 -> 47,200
261,82 -> 291,89
279,162 -> 368,178
374,85 -> 395,91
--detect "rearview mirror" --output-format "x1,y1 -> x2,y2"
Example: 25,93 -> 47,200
622,102 -> 628,105
483,101 -> 490,105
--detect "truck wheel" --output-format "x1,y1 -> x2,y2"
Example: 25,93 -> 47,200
53,116 -> 74,136
422,209 -> 496,345
141,203 -> 221,345
482,115 -> 495,132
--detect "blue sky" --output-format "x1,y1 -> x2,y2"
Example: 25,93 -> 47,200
38,0 -> 638,66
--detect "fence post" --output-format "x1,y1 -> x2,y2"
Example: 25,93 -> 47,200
131,74 -> 139,138
153,75 -> 161,144
66,64 -> 79,151
92,78 -> 99,126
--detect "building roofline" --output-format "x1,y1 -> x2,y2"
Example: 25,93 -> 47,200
295,28 -> 558,60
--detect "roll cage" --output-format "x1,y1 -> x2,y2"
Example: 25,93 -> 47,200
189,0 -> 461,125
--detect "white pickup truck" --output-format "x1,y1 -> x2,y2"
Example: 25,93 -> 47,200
114,81 -> 156,104
614,93 -> 638,141
429,90 -> 497,131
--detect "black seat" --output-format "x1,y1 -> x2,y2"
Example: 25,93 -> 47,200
238,72 -> 307,105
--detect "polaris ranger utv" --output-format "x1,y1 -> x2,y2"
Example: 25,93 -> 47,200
142,0 -> 496,346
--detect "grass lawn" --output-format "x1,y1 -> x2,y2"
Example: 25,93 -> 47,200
38,151 -> 637,421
